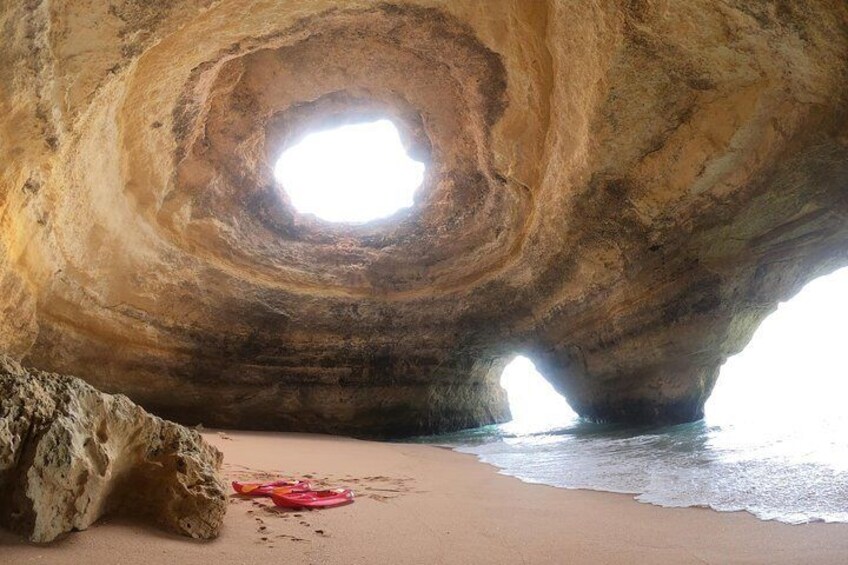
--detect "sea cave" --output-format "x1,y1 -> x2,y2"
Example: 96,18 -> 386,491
1,1 -> 847,562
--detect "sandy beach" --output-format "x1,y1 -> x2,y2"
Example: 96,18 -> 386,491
2,430 -> 847,565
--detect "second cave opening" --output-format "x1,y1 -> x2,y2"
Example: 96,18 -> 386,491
499,355 -> 577,434
457,267 -> 848,524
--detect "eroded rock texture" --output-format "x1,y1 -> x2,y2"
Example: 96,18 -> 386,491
0,357 -> 226,543
0,1 -> 846,435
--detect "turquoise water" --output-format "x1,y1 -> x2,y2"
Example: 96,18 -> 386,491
428,268 -> 848,524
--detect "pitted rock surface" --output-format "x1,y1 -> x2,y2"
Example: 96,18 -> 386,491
0,357 -> 226,543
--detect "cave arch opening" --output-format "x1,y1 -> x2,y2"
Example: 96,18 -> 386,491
705,266 -> 848,469
273,118 -> 426,224
499,355 -> 578,434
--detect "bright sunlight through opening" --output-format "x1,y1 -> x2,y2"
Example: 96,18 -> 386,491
706,266 -> 848,470
273,119 -> 425,223
501,265 -> 848,444
499,356 -> 577,434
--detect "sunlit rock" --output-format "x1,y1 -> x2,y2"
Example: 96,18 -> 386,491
0,1 -> 846,435
0,357 -> 226,543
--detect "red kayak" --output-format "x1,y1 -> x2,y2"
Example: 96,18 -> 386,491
232,479 -> 311,497
271,488 -> 354,509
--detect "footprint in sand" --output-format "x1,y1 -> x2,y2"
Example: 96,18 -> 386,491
277,534 -> 308,542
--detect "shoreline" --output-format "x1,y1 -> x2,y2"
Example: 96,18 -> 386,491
447,444 -> 813,526
2,430 -> 847,564
448,428 -> 848,527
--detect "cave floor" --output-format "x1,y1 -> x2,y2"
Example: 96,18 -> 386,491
2,430 -> 847,564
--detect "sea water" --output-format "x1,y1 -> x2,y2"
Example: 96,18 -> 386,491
429,268 -> 848,524
442,415 -> 848,524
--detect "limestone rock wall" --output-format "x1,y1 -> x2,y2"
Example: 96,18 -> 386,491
0,357 -> 226,543
0,0 -> 846,435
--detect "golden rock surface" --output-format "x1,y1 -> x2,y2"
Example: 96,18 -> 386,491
1,1 -> 846,435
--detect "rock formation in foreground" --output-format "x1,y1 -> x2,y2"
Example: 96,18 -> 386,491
0,357 -> 226,543
0,2 -> 846,436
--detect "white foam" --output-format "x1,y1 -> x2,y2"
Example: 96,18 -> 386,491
455,419 -> 848,524
452,268 -> 848,524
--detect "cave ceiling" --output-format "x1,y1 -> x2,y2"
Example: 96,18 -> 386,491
1,0 -> 846,436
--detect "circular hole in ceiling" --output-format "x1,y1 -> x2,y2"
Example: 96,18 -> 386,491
273,119 -> 426,224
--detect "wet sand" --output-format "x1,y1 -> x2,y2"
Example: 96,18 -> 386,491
2,430 -> 847,564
